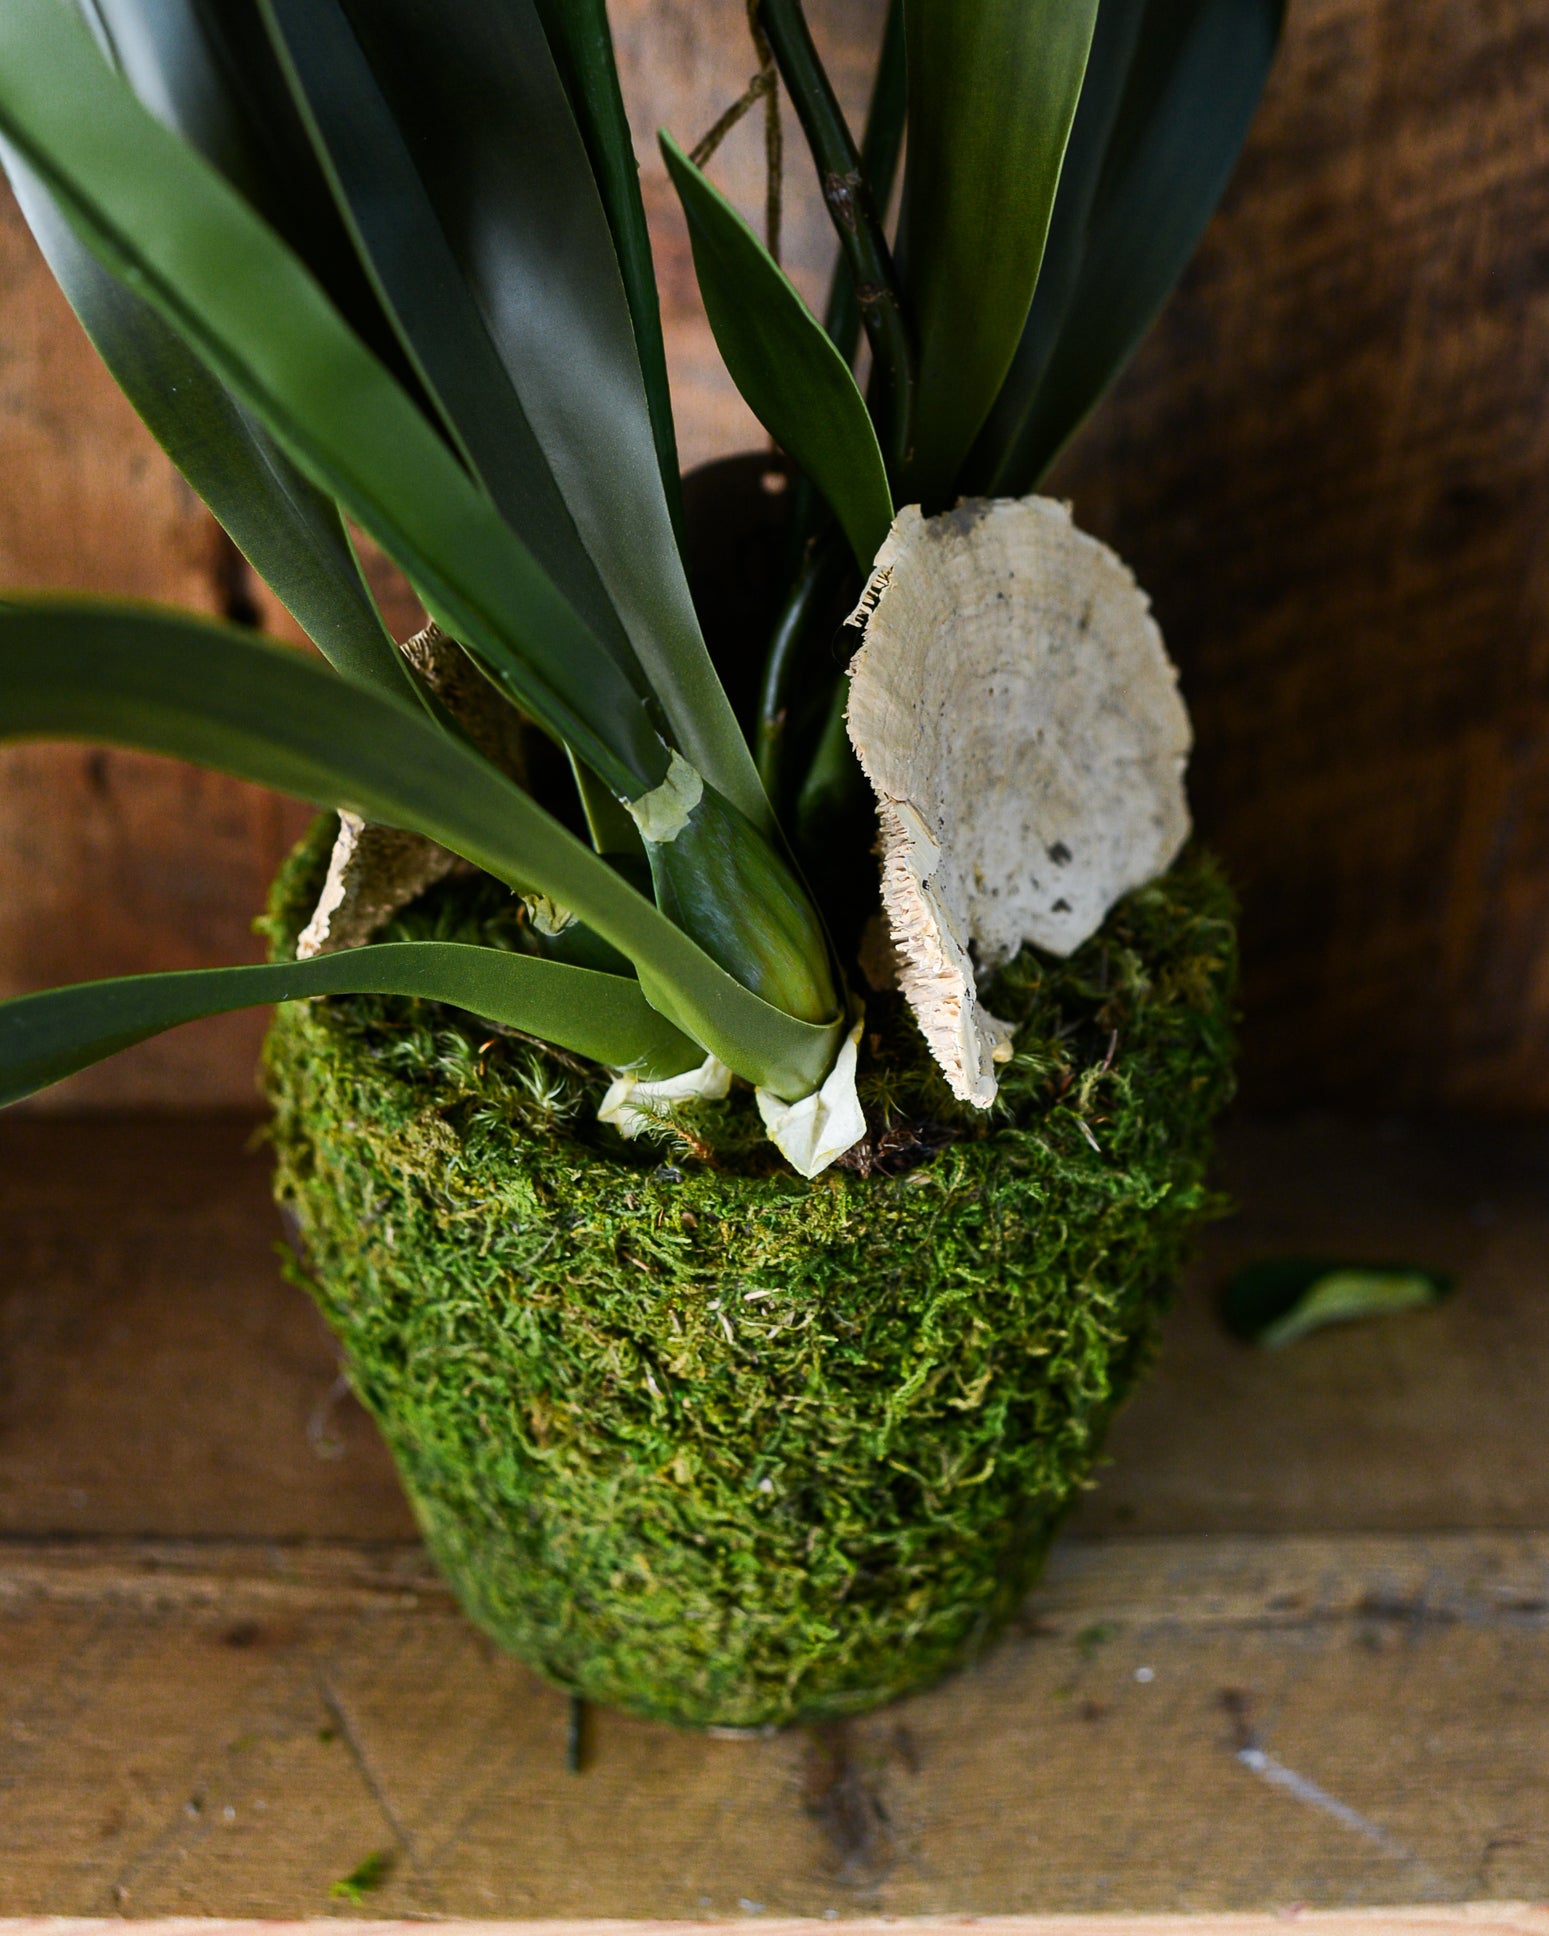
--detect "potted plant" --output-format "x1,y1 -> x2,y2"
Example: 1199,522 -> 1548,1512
0,0 -> 1279,1727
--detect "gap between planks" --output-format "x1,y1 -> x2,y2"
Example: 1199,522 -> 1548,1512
3,1531 -> 1548,1626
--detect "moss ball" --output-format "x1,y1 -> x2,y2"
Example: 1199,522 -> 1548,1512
261,820 -> 1236,1728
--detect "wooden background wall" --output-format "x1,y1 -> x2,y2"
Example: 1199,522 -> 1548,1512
0,0 -> 1546,1113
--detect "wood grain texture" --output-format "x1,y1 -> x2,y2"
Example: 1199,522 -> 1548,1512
1,1114 -> 1546,1911
1050,0 -> 1549,1111
0,1531 -> 1545,1914
8,1917 -> 1549,1936
9,1920 -> 1549,1936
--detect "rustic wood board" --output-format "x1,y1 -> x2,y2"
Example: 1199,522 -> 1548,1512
1,1530 -> 1546,1915
0,1112 -> 1546,1913
6,1914 -> 1549,1936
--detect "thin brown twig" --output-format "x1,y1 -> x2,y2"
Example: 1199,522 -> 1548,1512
687,6 -> 785,264
689,69 -> 773,169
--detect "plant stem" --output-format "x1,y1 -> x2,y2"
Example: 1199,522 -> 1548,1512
756,0 -> 915,480
823,0 -> 906,368
757,522 -> 850,804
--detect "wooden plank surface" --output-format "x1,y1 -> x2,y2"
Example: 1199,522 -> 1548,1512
6,1914 -> 1549,1936
1,1112 -> 1546,1913
1,1530 -> 1545,1915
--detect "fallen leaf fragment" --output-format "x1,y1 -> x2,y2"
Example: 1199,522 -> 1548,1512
846,496 -> 1192,1106
1222,1257 -> 1454,1349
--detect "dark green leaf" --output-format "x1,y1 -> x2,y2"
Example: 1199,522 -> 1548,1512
757,0 -> 914,481
662,133 -> 893,568
78,0 -> 413,385
2,150 -> 412,701
969,0 -> 1284,491
1222,1257 -> 1454,1350
258,0 -> 641,682
530,0 -> 684,535
897,0 -> 1099,499
336,0 -> 770,834
0,601 -> 843,1098
0,942 -> 700,1108
956,0 -> 1145,490
0,0 -> 665,800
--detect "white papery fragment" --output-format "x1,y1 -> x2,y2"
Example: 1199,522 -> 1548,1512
296,811 -> 458,959
626,750 -> 704,845
298,620 -> 529,956
598,1054 -> 732,1140
755,1011 -> 867,1178
522,893 -> 575,937
845,496 -> 1192,1108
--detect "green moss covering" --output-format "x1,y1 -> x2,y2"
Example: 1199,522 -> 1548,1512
261,819 -> 1236,1729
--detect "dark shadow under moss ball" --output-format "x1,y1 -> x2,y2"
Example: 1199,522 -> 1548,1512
261,819 -> 1236,1728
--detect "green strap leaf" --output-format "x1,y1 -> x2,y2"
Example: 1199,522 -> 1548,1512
335,0 -> 772,834
0,943 -> 701,1109
530,0 -> 684,542
957,0 -> 1145,489
0,0 -> 664,801
897,0 -> 1100,500
79,0 -> 417,390
0,602 -> 842,1100
3,150 -> 412,702
968,0 -> 1284,491
258,0 -> 642,683
661,133 -> 893,569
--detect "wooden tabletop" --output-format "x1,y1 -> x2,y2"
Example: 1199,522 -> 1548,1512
1,1112 -> 1546,1916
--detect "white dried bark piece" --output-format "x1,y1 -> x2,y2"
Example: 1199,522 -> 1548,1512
846,496 -> 1192,1108
295,811 -> 458,959
299,621 -> 528,956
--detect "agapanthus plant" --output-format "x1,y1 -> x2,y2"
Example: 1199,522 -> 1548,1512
0,0 -> 1279,1173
